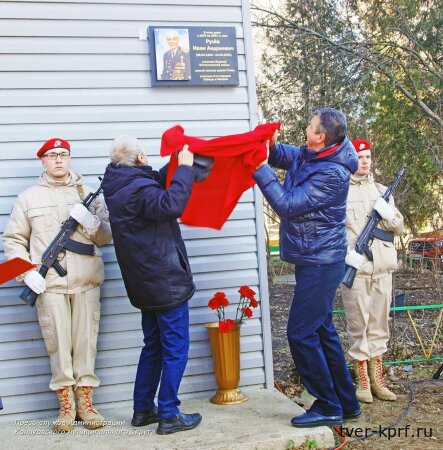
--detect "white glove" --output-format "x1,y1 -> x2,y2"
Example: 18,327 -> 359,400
70,204 -> 95,229
345,250 -> 365,270
373,197 -> 395,221
24,270 -> 46,294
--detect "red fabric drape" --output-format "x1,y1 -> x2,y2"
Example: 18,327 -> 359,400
160,123 -> 281,229
0,257 -> 35,285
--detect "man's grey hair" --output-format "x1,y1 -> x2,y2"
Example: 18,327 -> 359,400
312,108 -> 347,147
110,136 -> 145,167
165,29 -> 179,39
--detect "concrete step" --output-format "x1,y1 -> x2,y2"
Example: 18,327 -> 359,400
2,387 -> 335,449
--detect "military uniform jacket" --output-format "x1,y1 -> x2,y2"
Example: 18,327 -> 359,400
346,172 -> 404,277
161,47 -> 191,80
3,171 -> 112,293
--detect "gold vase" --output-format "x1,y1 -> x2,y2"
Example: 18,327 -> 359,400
205,322 -> 248,405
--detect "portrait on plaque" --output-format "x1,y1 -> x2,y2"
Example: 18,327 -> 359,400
154,28 -> 191,81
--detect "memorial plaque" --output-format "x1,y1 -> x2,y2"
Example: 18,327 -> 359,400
149,26 -> 239,87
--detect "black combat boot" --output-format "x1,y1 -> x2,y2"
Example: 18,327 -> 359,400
157,411 -> 202,435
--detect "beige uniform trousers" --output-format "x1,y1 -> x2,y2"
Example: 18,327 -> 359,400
341,274 -> 392,361
36,287 -> 101,391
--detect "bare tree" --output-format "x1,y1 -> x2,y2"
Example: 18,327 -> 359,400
252,0 -> 442,154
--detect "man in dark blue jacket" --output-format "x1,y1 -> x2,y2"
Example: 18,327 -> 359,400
254,108 -> 361,427
101,136 -> 201,435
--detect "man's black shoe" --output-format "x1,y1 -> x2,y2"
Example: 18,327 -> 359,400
343,407 -> 362,421
291,411 -> 343,428
157,411 -> 202,435
131,407 -> 159,427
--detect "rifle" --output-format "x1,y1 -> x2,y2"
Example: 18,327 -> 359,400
20,178 -> 103,307
342,166 -> 406,288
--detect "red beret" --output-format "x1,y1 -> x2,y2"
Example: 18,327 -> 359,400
352,139 -> 371,153
36,138 -> 71,158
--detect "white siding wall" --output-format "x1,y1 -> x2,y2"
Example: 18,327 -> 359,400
0,0 -> 273,420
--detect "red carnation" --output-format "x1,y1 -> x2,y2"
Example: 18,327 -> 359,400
208,287 -> 258,331
208,298 -> 218,310
242,307 -> 253,318
219,319 -> 236,333
238,285 -> 256,300
208,292 -> 229,309
215,291 -> 229,307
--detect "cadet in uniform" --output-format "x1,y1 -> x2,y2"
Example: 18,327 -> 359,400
3,138 -> 112,432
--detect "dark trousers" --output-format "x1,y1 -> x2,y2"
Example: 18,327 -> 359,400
133,301 -> 189,419
287,261 -> 359,416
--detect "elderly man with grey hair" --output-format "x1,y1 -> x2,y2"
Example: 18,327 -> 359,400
161,29 -> 191,80
101,136 -> 202,435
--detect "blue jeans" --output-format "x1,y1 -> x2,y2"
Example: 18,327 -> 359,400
287,261 -> 359,416
133,301 -> 189,419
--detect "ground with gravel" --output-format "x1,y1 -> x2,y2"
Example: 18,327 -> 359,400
269,268 -> 442,450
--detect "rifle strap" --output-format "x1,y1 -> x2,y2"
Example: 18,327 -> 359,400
373,227 -> 394,242
375,181 -> 384,195
63,238 -> 95,256
76,184 -> 85,201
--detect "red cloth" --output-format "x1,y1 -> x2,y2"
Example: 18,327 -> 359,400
160,123 -> 281,229
0,257 -> 35,285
